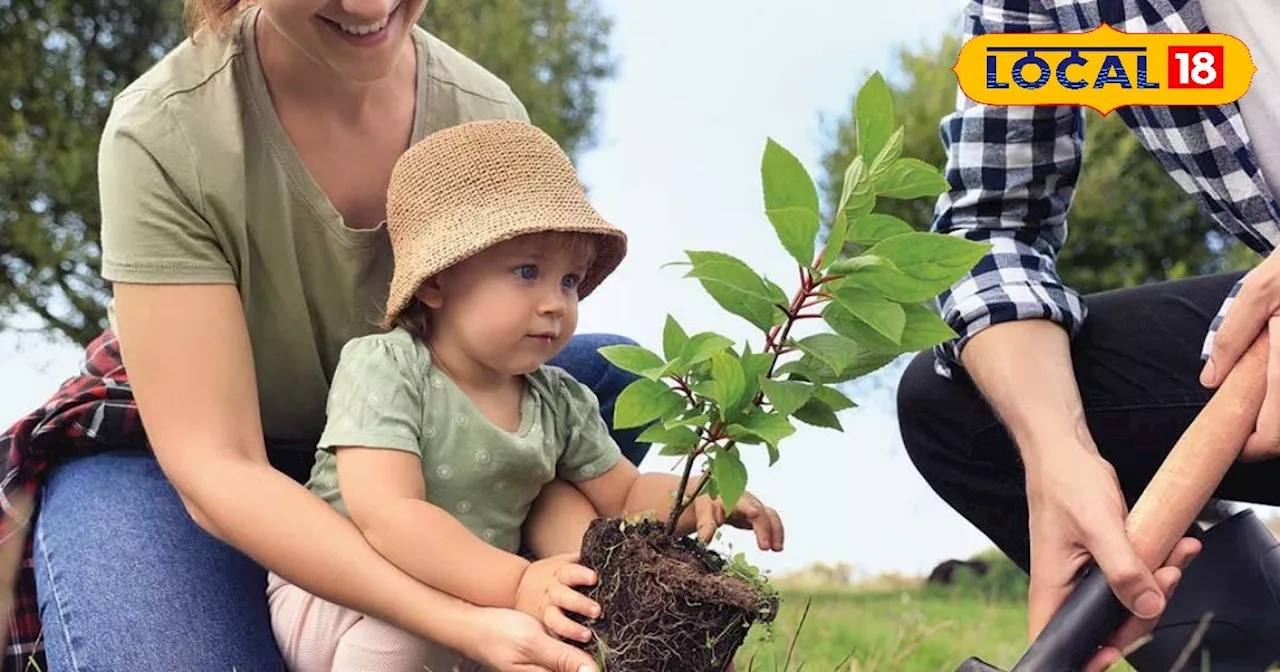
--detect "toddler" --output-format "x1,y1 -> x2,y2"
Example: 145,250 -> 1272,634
266,119 -> 784,671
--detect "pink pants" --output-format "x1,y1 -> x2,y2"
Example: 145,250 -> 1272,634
266,571 -> 484,672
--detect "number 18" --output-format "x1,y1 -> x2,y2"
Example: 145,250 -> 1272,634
1168,46 -> 1224,88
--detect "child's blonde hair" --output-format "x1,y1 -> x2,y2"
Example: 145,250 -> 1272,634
391,230 -> 599,342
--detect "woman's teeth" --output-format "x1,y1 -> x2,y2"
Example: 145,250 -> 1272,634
339,15 -> 389,35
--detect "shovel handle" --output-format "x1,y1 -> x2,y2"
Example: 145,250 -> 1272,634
1008,330 -> 1270,672
1125,331 -> 1269,565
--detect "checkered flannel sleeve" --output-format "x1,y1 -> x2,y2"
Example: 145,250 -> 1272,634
930,0 -> 1090,377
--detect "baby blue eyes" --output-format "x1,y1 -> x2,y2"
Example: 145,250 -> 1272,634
512,265 -> 581,289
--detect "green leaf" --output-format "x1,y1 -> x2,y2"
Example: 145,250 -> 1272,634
685,251 -> 784,332
766,442 -> 781,466
762,276 -> 789,314
831,257 -> 939,303
819,203 -> 851,272
740,348 -> 774,408
761,139 -> 821,267
710,351 -> 747,419
665,412 -> 711,430
869,126 -> 904,179
794,333 -> 862,375
727,410 -> 797,448
875,157 -> 948,200
792,397 -> 844,431
842,184 -> 877,222
835,156 -> 869,219
779,349 -> 897,385
897,303 -> 959,350
773,358 -> 823,382
759,378 -> 814,417
827,253 -> 892,275
705,475 -> 720,501
711,448 -> 749,512
660,443 -> 694,457
598,345 -> 665,379
838,156 -> 877,225
848,214 -> 915,247
637,423 -> 700,448
865,232 -> 988,287
786,333 -> 900,383
822,301 -> 905,355
832,234 -> 989,304
812,384 -> 856,411
823,300 -> 957,354
640,358 -> 684,381
613,379 -> 686,429
855,72 -> 895,166
834,285 -> 906,344
662,315 -> 689,362
692,380 -> 717,399
680,332 -> 735,367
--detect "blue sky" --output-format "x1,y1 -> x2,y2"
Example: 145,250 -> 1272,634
0,0 -> 1000,578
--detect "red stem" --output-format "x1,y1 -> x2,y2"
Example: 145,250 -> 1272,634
665,261 -> 821,537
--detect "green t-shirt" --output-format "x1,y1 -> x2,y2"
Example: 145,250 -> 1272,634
309,327 -> 622,553
96,5 -> 530,463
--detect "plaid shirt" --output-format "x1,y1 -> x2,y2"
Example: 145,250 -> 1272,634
932,0 -> 1280,378
1,2 -> 1279,670
0,330 -> 142,672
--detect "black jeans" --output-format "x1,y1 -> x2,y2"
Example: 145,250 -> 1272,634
898,271 -> 1280,574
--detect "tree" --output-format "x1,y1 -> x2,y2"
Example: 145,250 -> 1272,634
0,0 -> 616,346
818,33 -> 1259,297
421,0 -> 615,160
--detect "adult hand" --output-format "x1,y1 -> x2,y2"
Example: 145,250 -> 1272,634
1200,259 -> 1280,460
461,606 -> 601,672
514,552 -> 601,644
1026,447 -> 1201,671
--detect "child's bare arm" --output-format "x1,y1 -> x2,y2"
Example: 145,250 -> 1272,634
577,464 -> 785,550
573,463 -> 701,536
336,446 -> 530,609
523,479 -> 600,557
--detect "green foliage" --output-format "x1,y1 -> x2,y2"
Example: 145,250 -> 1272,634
0,0 -> 185,345
420,0 -> 616,159
818,34 -> 1258,299
601,72 -> 988,536
2,0 -> 617,345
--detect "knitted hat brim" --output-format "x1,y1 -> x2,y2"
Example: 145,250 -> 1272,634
379,119 -> 628,330
380,212 -> 627,330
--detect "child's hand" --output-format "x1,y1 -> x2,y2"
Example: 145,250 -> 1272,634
694,491 -> 784,552
514,552 -> 602,644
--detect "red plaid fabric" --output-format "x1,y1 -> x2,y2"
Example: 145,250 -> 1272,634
0,328 -> 145,672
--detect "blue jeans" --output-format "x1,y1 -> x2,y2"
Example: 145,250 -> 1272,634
33,333 -> 647,671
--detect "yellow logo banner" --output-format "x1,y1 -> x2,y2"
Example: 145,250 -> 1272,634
952,24 -> 1255,114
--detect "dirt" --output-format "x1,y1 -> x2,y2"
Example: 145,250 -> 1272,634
570,516 -> 780,672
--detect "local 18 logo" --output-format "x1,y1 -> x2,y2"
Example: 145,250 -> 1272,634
952,24 -> 1256,114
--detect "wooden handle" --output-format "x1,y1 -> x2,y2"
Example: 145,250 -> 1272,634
1125,331 -> 1269,569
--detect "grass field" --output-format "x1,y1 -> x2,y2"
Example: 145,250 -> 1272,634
732,586 -> 1140,672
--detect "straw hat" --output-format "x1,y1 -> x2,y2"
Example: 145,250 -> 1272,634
380,119 -> 628,328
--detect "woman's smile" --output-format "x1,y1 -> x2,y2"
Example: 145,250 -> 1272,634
317,1 -> 402,47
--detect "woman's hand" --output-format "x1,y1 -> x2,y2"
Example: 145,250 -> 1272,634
461,606 -> 600,672
693,490 -> 784,552
1201,258 -> 1280,460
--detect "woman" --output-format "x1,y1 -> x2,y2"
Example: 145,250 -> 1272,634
3,0 -> 648,669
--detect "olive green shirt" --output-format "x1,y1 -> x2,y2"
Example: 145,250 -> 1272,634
309,328 -> 621,553
96,6 -> 529,460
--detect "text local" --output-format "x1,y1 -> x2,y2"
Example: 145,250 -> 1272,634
986,46 -> 1159,90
